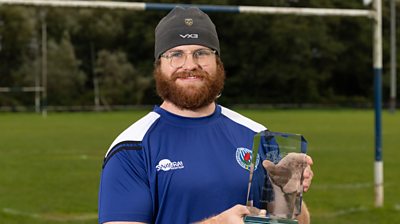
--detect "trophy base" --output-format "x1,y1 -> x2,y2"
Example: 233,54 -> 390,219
244,216 -> 298,224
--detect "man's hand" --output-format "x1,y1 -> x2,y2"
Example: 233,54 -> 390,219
197,205 -> 266,224
302,155 -> 314,192
296,202 -> 310,224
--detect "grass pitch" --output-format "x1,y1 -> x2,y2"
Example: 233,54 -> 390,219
0,109 -> 399,223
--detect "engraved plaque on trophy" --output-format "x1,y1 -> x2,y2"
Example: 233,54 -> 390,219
244,130 -> 308,224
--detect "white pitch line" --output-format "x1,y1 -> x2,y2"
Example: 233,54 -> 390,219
313,206 -> 369,218
314,182 -> 394,190
2,208 -> 40,219
330,206 -> 369,217
313,182 -> 373,190
1,208 -> 97,221
311,203 -> 400,218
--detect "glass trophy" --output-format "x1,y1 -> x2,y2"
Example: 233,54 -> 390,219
244,130 -> 308,224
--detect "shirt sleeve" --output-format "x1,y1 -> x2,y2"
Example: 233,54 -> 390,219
98,141 -> 153,223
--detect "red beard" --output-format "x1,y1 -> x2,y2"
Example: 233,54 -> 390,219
154,59 -> 225,110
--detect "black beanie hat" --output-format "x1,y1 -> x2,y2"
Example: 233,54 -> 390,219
154,6 -> 220,59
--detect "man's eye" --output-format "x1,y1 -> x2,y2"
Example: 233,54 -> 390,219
195,50 -> 210,57
169,52 -> 183,58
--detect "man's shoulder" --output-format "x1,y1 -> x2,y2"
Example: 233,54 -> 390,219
219,105 -> 267,133
105,111 -> 161,157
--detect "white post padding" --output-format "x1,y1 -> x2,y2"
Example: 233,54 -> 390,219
374,161 -> 384,207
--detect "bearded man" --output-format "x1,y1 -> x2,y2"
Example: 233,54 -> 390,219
98,6 -> 313,224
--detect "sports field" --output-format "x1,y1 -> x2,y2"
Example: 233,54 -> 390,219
0,109 -> 399,223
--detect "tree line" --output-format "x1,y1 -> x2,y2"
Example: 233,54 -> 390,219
0,0 -> 398,109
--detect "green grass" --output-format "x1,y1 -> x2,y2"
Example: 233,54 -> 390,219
0,109 -> 399,223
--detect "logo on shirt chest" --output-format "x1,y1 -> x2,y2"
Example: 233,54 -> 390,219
156,159 -> 185,172
236,147 -> 259,170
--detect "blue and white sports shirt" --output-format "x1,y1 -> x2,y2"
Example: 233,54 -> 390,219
98,105 -> 266,223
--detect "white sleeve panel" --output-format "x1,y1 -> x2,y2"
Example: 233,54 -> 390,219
105,111 -> 160,157
220,106 -> 267,133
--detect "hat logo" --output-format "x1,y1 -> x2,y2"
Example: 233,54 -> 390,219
184,18 -> 193,26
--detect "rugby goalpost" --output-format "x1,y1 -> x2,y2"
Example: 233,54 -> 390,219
0,0 -> 384,207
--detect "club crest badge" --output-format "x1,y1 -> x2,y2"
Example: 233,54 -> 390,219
184,18 -> 193,26
236,147 -> 259,171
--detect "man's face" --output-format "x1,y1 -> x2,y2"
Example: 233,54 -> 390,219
154,45 -> 225,110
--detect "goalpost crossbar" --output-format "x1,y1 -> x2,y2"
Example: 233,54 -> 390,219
0,0 -> 374,18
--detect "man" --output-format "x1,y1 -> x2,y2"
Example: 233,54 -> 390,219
98,6 -> 313,224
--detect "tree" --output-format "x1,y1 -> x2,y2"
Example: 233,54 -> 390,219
0,1 -> 396,108
46,32 -> 86,105
0,7 -> 38,107
95,50 -> 151,106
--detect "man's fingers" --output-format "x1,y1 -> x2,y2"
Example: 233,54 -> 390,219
305,155 -> 313,166
302,166 -> 313,192
246,206 -> 266,217
303,166 -> 313,178
233,205 -> 251,216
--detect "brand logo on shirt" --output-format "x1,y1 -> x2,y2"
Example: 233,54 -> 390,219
236,147 -> 259,170
156,159 -> 184,172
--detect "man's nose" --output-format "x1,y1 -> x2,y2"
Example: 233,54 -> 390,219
181,54 -> 199,70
